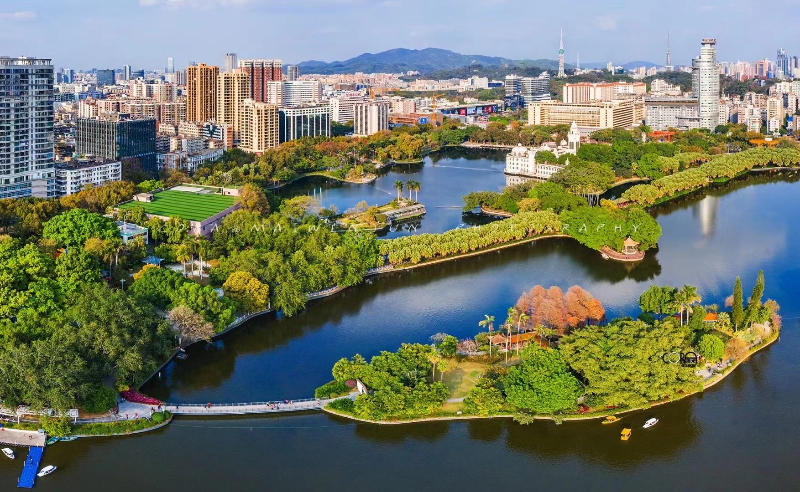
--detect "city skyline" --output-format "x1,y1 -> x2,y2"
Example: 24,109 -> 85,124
1,0 -> 798,70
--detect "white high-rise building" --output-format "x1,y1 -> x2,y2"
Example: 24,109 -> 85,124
282,81 -> 322,106
0,57 -> 55,198
123,65 -> 132,81
224,53 -> 238,74
353,100 -> 390,136
329,95 -> 367,123
692,38 -> 720,130
167,56 -> 174,74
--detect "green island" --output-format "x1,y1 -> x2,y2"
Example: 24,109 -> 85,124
321,273 -> 780,423
0,118 -> 796,435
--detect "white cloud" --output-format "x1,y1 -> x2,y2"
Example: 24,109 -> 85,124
139,0 -> 255,7
0,11 -> 37,21
594,14 -> 618,31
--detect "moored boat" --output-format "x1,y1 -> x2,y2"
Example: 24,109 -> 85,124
2,448 -> 14,459
643,418 -> 658,428
45,437 -> 60,446
602,416 -> 619,424
37,465 -> 57,477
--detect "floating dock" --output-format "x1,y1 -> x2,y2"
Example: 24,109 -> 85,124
17,446 -> 44,488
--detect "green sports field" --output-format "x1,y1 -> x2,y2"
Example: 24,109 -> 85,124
118,190 -> 236,222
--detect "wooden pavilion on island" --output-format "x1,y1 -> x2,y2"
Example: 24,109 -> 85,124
623,237 -> 640,255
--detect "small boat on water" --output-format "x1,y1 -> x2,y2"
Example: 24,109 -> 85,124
620,428 -> 632,440
60,436 -> 77,442
602,416 -> 619,424
45,437 -> 60,446
37,465 -> 57,477
643,418 -> 659,428
2,448 -> 14,459
175,351 -> 188,361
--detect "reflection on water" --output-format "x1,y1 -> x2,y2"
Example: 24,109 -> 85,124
694,195 -> 719,237
276,148 -> 507,238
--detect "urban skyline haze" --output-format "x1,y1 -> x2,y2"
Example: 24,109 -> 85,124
0,0 -> 797,70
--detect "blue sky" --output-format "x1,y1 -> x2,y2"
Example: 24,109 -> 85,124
0,0 -> 796,71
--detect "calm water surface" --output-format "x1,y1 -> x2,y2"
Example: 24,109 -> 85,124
3,155 -> 800,491
276,148 -> 507,238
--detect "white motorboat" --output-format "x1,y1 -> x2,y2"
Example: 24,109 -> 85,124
643,418 -> 659,428
2,448 -> 13,459
37,465 -> 57,477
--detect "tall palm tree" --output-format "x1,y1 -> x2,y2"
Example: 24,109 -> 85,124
517,313 -> 529,355
196,238 -> 213,280
681,285 -> 702,325
394,180 -> 404,201
406,179 -> 414,200
427,352 -> 441,382
479,315 -> 494,357
413,181 -> 421,201
506,307 -> 517,364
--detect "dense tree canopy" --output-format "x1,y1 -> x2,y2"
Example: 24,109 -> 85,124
559,319 -> 699,408
503,345 -> 582,414
42,209 -> 119,248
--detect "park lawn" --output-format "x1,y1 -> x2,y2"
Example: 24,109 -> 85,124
119,190 -> 235,222
442,360 -> 489,399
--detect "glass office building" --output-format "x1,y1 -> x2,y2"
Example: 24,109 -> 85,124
279,105 -> 331,143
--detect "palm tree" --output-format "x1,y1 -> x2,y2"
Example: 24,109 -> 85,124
394,180 -> 404,201
505,307 -> 517,364
479,315 -> 495,357
427,352 -> 441,382
196,238 -> 213,280
406,179 -> 414,200
517,313 -> 529,355
175,243 -> 190,277
413,181 -> 421,201
681,285 -> 701,324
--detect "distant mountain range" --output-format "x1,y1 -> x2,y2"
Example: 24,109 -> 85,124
295,48 -> 661,75
296,48 -> 579,75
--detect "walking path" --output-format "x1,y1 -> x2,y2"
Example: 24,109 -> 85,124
163,396 -> 351,416
0,428 -> 45,447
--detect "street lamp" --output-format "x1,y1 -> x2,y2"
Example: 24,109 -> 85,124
120,279 -> 126,291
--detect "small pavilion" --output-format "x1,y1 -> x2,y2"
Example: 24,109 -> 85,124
623,237 -> 640,256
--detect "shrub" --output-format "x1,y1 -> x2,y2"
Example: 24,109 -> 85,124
82,384 -> 117,413
151,411 -> 167,424
315,380 -> 351,399
41,415 -> 72,437
697,334 -> 725,361
327,398 -> 355,414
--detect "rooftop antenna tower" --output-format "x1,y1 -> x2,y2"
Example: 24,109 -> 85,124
557,28 -> 566,78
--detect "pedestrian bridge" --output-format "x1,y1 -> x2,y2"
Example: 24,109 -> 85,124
163,397 -> 350,416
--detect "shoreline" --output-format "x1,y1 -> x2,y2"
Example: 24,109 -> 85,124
321,328 -> 780,426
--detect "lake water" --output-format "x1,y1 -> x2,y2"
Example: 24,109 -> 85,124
276,148 -> 508,237
3,155 -> 800,491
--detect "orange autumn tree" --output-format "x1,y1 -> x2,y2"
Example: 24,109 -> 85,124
515,285 -> 605,336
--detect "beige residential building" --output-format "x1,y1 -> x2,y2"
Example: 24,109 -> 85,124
187,63 -> 219,123
528,100 -> 642,129
239,99 -> 279,153
766,96 -> 784,123
158,102 -> 187,126
217,71 -> 250,142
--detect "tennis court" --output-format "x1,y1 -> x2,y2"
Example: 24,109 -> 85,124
118,190 -> 236,222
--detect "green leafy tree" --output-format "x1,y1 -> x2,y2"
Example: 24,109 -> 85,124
464,382 -> 505,417
439,335 -> 458,358
503,345 -> 582,414
638,285 -> 677,319
55,249 -> 102,294
732,276 -> 744,330
697,334 -> 725,361
222,271 -> 270,313
42,209 -> 119,248
559,319 -> 698,408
